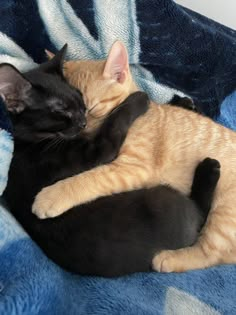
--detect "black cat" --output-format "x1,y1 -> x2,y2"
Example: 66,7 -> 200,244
1,48 -> 220,277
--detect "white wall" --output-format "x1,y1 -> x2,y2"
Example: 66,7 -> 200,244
175,0 -> 236,30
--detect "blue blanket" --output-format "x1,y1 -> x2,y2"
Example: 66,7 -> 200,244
0,1 -> 236,314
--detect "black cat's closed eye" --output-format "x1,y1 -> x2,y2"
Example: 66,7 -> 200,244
50,108 -> 70,117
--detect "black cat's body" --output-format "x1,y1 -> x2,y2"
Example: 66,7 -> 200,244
1,48 -> 220,277
5,138 -> 218,277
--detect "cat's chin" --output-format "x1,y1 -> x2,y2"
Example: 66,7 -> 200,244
14,131 -> 81,143
57,132 -> 82,141
13,131 -> 55,143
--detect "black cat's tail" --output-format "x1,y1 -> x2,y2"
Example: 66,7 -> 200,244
190,157 -> 221,223
169,94 -> 200,113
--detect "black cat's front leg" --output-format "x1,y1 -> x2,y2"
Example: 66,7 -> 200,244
83,92 -> 150,167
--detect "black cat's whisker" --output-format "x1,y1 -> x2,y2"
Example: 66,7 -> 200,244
42,137 -> 60,152
57,137 -> 66,151
43,134 -> 66,152
37,135 -> 54,144
53,136 -> 65,151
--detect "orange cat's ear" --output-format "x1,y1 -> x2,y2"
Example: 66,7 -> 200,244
103,41 -> 129,84
45,49 -> 55,60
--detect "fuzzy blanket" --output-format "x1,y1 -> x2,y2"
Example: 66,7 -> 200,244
0,1 -> 236,314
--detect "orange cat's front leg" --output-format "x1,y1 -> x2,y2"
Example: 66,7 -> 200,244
32,160 -> 152,219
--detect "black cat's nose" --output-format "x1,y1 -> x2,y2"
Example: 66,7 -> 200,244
81,121 -> 86,128
79,118 -> 87,129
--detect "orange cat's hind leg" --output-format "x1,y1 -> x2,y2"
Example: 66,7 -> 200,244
152,244 -> 216,273
152,202 -> 236,272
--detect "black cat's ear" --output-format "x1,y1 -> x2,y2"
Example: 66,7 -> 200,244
40,44 -> 67,76
45,49 -> 55,60
0,63 -> 32,114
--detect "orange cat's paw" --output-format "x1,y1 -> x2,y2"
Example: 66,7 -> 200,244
32,181 -> 74,219
152,250 -> 183,273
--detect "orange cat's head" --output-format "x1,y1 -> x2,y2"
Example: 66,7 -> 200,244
46,41 -> 138,133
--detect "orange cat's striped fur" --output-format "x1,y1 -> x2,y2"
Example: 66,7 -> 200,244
33,42 -> 236,273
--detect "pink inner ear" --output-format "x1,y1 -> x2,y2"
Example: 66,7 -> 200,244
45,49 -> 55,60
114,71 -> 126,84
103,41 -> 129,84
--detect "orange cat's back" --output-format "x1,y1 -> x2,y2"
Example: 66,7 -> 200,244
119,102 -> 236,194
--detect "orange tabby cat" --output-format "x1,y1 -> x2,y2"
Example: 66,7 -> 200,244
33,41 -> 236,273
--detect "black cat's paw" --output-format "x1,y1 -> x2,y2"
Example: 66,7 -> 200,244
123,91 -> 150,117
170,95 -> 197,112
195,157 -> 221,187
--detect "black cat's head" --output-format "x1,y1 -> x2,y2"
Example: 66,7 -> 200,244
0,45 -> 86,142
